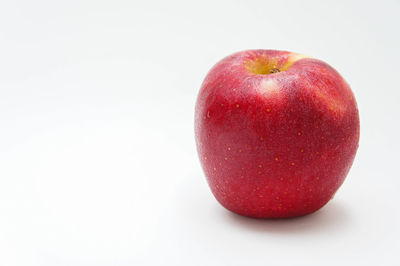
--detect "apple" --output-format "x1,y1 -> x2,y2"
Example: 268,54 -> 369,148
195,50 -> 359,218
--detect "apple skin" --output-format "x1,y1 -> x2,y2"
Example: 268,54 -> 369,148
195,50 -> 359,218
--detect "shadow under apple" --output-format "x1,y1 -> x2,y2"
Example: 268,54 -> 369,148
224,200 -> 350,235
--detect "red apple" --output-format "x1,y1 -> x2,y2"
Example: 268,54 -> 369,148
195,50 -> 359,218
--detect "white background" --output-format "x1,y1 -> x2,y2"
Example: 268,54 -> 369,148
0,0 -> 399,265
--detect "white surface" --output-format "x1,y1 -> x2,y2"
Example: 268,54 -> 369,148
0,0 -> 399,265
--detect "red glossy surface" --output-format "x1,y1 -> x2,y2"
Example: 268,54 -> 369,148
195,50 -> 360,218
